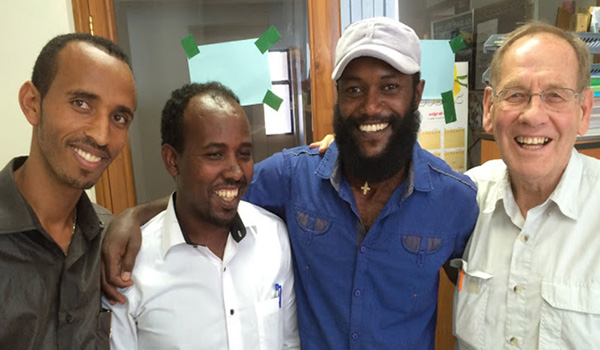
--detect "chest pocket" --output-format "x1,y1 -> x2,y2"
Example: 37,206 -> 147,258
453,261 -> 493,350
294,209 -> 331,245
255,298 -> 282,350
402,235 -> 443,267
539,282 -> 600,349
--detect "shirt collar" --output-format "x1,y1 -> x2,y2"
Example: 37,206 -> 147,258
480,163 -> 512,215
0,157 -> 35,233
314,141 -> 433,199
480,149 -> 581,221
0,156 -> 101,239
161,193 -> 248,257
547,149 -> 582,220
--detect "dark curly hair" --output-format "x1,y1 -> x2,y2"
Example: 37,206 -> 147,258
32,33 -> 131,99
161,82 -> 240,152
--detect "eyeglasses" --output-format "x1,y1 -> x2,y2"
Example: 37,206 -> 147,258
492,88 -> 582,112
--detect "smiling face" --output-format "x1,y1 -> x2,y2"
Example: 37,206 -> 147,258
26,41 -> 136,190
164,93 -> 253,228
483,33 -> 592,187
336,57 -> 424,158
335,56 -> 424,182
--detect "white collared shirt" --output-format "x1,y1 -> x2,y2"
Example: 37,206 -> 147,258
454,150 -> 600,350
106,197 -> 299,350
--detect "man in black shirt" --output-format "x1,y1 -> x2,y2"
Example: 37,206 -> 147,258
0,33 -> 136,349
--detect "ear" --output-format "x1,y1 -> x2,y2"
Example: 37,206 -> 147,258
413,79 -> 425,107
161,144 -> 180,177
482,86 -> 495,133
18,82 -> 42,126
576,88 -> 593,136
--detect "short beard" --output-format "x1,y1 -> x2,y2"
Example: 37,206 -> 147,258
333,99 -> 420,183
38,107 -> 100,190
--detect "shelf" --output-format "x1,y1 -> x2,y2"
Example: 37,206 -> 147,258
481,33 -> 600,86
576,32 -> 600,54
483,34 -> 506,54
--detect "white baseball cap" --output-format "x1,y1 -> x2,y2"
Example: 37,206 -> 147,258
331,17 -> 421,80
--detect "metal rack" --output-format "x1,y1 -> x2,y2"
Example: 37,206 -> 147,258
481,32 -> 600,85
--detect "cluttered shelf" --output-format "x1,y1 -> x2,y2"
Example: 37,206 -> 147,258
482,32 -> 600,86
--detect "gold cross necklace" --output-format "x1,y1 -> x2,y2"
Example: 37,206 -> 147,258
360,181 -> 370,195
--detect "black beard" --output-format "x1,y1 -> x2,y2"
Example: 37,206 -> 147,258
333,100 -> 420,183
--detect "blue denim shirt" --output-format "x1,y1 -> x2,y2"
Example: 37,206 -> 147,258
245,142 -> 478,350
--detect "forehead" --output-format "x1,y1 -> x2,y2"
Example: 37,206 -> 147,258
498,33 -> 578,88
183,94 -> 250,144
50,41 -> 137,104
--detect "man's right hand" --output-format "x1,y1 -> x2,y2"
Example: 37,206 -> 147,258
101,196 -> 169,304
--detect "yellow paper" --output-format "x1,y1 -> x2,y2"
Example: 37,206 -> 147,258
444,150 -> 466,170
419,130 -> 441,150
444,128 -> 466,149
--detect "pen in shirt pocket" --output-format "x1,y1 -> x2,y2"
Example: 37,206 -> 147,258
275,283 -> 282,308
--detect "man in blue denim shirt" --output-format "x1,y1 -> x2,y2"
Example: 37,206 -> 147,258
244,17 -> 478,349
102,17 -> 478,350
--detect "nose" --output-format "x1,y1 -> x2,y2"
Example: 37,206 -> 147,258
84,114 -> 111,146
222,162 -> 243,182
363,89 -> 385,116
519,94 -> 548,126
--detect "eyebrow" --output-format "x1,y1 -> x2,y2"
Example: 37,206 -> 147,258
501,82 -> 571,90
203,141 -> 253,149
68,89 -> 99,101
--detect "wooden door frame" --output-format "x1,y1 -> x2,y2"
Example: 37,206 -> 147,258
307,0 -> 340,141
72,0 -> 137,215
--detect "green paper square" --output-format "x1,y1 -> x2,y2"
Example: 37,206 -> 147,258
255,26 -> 281,54
263,90 -> 283,111
449,35 -> 467,53
181,35 -> 200,59
441,90 -> 457,124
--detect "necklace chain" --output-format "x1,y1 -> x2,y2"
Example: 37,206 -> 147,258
65,208 -> 77,254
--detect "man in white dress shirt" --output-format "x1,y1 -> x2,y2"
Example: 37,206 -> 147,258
454,22 -> 600,349
107,82 -> 299,350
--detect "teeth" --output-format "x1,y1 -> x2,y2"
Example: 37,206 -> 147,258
75,148 -> 101,163
516,136 -> 549,145
216,189 -> 238,201
359,123 -> 388,133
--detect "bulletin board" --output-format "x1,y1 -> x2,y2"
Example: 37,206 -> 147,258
418,62 -> 469,173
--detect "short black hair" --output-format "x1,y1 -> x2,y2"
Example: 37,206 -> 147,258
32,33 -> 132,99
161,82 -> 240,152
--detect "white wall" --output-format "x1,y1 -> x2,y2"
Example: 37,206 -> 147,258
0,0 -> 95,201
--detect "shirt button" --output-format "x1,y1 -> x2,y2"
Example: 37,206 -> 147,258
351,332 -> 359,340
66,313 -> 73,323
360,246 -> 367,253
513,285 -> 522,293
230,309 -> 234,315
354,289 -> 361,297
509,337 -> 518,345
520,235 -> 528,243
